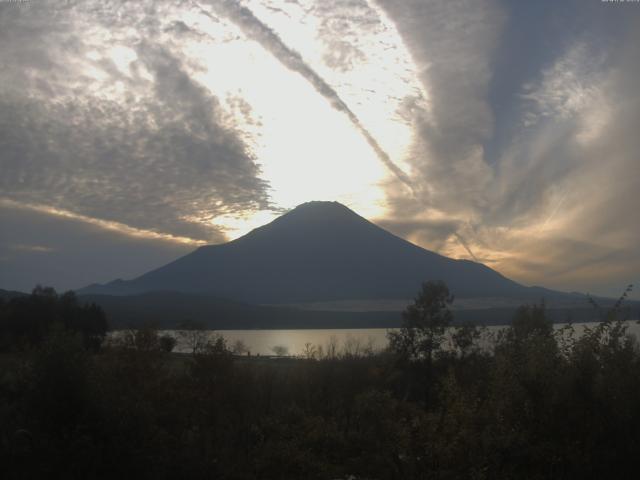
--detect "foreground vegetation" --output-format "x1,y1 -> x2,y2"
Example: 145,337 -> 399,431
0,283 -> 638,479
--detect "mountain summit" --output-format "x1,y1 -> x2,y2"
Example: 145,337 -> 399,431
80,201 -> 539,303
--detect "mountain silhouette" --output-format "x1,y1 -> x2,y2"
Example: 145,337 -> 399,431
79,201 -> 560,303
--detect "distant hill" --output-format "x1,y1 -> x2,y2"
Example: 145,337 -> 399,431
79,291 -> 611,330
0,288 -> 27,301
79,201 -> 572,304
78,291 -> 401,330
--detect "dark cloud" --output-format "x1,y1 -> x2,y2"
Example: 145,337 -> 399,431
377,217 -> 461,252
0,0 -> 271,242
375,0 -> 503,211
373,0 -> 639,298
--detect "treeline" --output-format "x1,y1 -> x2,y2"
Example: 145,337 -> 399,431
0,286 -> 108,352
0,282 -> 639,479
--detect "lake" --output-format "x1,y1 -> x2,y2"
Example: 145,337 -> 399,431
111,320 -> 640,356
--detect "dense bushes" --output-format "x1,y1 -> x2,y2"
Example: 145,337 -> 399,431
1,283 -> 639,478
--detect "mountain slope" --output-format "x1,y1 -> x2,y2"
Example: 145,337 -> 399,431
79,201 -> 554,303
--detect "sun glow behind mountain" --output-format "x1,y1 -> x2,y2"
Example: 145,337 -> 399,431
179,1 -> 421,235
129,0 -> 427,238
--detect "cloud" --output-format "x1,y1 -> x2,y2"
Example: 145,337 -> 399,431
0,198 -> 210,246
8,244 -> 54,253
314,1 -> 371,72
377,217 -> 462,252
0,0 -> 271,242
0,200 -> 194,292
373,0 -> 504,218
369,0 -> 504,263
519,43 -> 607,128
374,0 -> 639,298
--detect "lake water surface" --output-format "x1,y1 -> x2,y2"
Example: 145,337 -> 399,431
112,320 -> 640,356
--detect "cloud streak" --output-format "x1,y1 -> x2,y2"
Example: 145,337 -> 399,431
0,198 -> 206,246
205,0 -> 414,192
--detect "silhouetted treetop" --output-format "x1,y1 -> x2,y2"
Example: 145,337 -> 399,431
0,285 -> 108,351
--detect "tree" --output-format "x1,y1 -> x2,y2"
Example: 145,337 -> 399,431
231,339 -> 249,355
177,319 -> 208,354
510,302 -> 553,341
271,345 -> 289,357
0,286 -> 107,351
159,334 -> 177,353
388,281 -> 454,364
451,322 -> 483,358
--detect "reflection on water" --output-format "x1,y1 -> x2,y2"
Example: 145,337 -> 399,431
110,320 -> 640,356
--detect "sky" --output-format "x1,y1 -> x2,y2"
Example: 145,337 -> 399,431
1,0 -> 639,299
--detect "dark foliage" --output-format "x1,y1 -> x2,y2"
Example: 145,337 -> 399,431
1,283 -> 639,479
0,286 -> 108,351
388,281 -> 454,363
